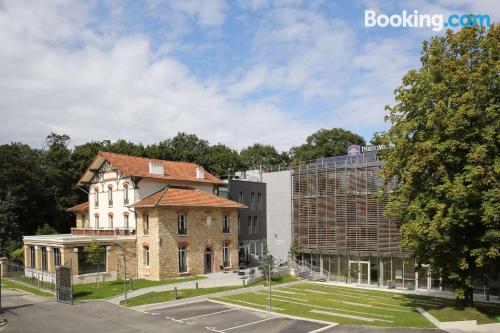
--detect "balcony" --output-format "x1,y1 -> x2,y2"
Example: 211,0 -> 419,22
71,228 -> 136,236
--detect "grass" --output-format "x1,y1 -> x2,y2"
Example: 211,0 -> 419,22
250,274 -> 299,287
73,275 -> 206,300
1,278 -> 54,298
215,282 -> 500,328
120,286 -> 241,307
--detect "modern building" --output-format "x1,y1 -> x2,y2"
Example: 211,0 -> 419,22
23,152 -> 244,283
292,151 -> 439,290
262,170 -> 292,265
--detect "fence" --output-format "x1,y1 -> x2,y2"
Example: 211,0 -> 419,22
7,262 -> 56,293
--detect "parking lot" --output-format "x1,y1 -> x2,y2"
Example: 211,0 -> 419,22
142,300 -> 330,333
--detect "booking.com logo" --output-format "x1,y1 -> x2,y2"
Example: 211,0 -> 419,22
365,10 -> 491,31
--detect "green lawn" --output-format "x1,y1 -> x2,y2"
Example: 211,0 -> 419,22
249,275 -> 299,287
121,286 -> 241,307
2,278 -> 54,298
73,275 -> 206,300
215,282 -> 500,328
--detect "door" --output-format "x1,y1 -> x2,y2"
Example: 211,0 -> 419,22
204,249 -> 212,274
348,260 -> 370,284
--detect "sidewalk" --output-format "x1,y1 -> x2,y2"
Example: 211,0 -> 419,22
107,272 -> 244,304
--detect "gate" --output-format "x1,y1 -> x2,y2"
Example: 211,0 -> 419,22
55,262 -> 73,304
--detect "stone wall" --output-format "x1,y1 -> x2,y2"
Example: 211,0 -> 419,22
116,239 -> 138,279
136,206 -> 239,280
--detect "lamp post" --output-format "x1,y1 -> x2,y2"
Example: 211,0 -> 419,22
268,261 -> 272,311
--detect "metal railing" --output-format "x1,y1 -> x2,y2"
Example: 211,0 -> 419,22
292,258 -> 329,281
71,228 -> 136,236
7,262 -> 56,293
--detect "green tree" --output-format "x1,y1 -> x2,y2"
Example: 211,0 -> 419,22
288,239 -> 301,262
84,240 -> 103,287
0,192 -> 21,257
240,144 -> 288,170
206,144 -> 242,177
290,128 -> 365,163
10,247 -> 24,264
36,223 -> 58,235
259,241 -> 275,281
381,26 -> 499,307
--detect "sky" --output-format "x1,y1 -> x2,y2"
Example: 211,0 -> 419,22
0,0 -> 498,152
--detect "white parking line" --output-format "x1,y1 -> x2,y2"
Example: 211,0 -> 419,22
219,317 -> 278,332
310,310 -> 393,323
273,289 -> 307,296
218,298 -> 284,310
307,324 -> 338,333
179,308 -> 236,321
255,292 -> 308,302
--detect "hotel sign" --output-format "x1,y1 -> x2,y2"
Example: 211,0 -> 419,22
347,144 -> 394,155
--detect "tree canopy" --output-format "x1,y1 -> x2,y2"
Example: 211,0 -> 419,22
290,128 -> 365,163
381,25 -> 499,306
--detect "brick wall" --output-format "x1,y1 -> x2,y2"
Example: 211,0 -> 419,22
136,206 -> 239,280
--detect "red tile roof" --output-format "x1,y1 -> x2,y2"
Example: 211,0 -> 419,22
130,186 -> 246,209
66,202 -> 89,213
77,151 -> 223,185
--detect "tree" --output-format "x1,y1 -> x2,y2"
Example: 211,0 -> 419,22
381,26 -> 499,307
240,144 -> 288,170
259,241 -> 275,281
167,132 -> 211,166
84,240 -> 103,287
10,247 -> 24,264
206,144 -> 242,177
0,192 -> 21,257
290,128 -> 365,163
36,223 -> 58,235
288,239 -> 301,262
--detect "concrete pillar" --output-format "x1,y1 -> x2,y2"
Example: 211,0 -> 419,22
24,245 -> 30,268
0,257 -> 9,277
415,269 -> 419,289
319,254 -> 323,275
47,247 -> 54,272
34,246 -> 40,271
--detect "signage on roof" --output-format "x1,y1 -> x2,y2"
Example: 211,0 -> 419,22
347,145 -> 361,156
347,144 -> 394,156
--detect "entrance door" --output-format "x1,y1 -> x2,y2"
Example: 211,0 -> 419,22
348,260 -> 370,284
204,249 -> 212,274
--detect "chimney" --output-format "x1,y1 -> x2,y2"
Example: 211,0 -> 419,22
196,166 -> 205,179
149,162 -> 164,175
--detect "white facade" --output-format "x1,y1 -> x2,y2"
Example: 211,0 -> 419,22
262,170 -> 292,264
88,168 -> 216,230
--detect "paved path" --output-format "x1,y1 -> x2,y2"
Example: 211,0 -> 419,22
107,272 -> 244,304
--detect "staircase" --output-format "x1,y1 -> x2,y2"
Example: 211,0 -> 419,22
292,258 -> 329,282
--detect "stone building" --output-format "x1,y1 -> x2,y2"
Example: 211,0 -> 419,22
22,151 -> 242,283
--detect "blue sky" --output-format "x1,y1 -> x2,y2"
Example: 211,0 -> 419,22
0,0 -> 498,151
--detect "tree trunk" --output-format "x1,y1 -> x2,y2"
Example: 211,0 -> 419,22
456,287 -> 474,307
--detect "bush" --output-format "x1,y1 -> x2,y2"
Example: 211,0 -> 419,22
10,247 -> 24,264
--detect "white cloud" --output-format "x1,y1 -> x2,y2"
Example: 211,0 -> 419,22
0,0 -> 318,151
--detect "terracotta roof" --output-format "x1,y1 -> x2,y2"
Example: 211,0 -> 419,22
77,151 -> 223,185
130,186 -> 247,209
66,202 -> 89,213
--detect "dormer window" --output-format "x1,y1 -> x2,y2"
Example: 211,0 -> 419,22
94,187 -> 99,208
108,185 -> 113,207
149,162 -> 164,175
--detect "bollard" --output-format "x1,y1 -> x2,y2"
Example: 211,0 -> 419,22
195,282 -> 198,290
173,287 -> 177,300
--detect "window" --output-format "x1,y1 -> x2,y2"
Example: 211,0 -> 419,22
143,246 -> 150,267
250,192 -> 255,210
222,243 -> 230,268
124,213 -> 129,229
253,216 -> 258,234
238,192 -> 244,203
143,214 -> 149,235
247,216 -> 252,235
77,246 -> 106,275
206,215 -> 212,227
108,185 -> 113,207
29,246 -> 35,268
222,214 -> 229,233
95,214 -> 100,229
123,184 -> 129,205
94,187 -> 99,207
41,247 -> 48,271
53,248 -> 61,267
178,214 -> 187,235
257,193 -> 262,211
178,246 -> 187,273
108,214 -> 113,229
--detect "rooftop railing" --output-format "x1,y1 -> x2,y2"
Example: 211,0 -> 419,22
70,228 -> 136,236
